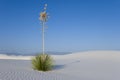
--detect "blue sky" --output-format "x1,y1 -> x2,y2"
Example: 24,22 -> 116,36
0,0 -> 120,54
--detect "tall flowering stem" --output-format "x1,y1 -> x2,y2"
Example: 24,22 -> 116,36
39,4 -> 48,55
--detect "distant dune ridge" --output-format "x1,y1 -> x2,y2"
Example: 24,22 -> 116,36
0,50 -> 120,80
0,51 -> 71,56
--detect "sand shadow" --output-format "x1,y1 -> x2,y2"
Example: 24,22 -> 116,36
53,65 -> 65,70
69,60 -> 80,64
53,60 -> 80,70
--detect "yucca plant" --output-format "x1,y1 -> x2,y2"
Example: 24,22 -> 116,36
31,54 -> 53,71
31,4 -> 54,71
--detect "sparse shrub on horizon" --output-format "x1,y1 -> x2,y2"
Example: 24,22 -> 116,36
31,54 -> 53,71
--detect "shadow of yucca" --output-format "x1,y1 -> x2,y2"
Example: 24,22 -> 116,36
53,65 -> 65,70
53,60 -> 80,70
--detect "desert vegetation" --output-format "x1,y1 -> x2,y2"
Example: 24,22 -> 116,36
31,54 -> 53,71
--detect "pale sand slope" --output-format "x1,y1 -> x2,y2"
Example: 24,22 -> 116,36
0,51 -> 120,80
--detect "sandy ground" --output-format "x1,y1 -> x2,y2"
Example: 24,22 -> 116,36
0,51 -> 120,80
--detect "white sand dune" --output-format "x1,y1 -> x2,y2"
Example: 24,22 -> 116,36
0,54 -> 32,60
0,51 -> 120,80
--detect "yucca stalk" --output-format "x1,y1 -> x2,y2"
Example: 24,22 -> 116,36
39,4 -> 48,55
